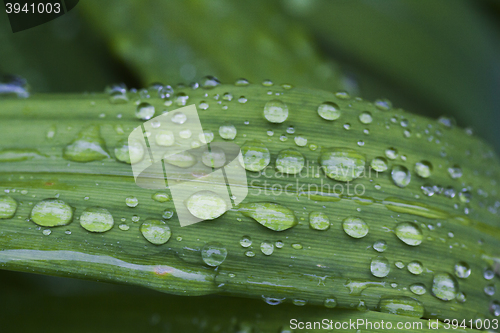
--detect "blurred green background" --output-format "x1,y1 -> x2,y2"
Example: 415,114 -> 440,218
1,0 -> 500,331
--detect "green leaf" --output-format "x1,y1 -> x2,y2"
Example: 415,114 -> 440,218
0,84 -> 499,326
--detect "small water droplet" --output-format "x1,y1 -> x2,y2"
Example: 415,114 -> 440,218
115,139 -> 144,164
245,250 -> 255,257
324,298 -> 337,308
319,148 -> 366,182
410,283 -> 427,295
152,191 -> 170,202
415,161 -> 432,178
317,102 -> 341,121
201,242 -> 227,266
161,209 -> 174,220
155,130 -> 175,146
63,126 -> 109,162
240,236 -> 252,248
385,147 -> 398,160
342,217 -> 369,238
292,243 -> 303,250
186,191 -> 227,220
371,256 -> 390,277
42,229 -> 51,236
125,196 -> 139,208
219,124 -> 237,140
374,99 -> 392,111
263,100 -> 288,123
309,211 -> 330,231
448,165 -> 463,179
378,297 -> 424,318
395,222 -> 423,246
373,240 -> 387,252
432,272 -> 458,301
370,157 -> 388,172
260,241 -> 274,255
276,149 -> 305,175
407,261 -> 423,275
119,224 -> 130,231
358,111 -> 373,124
80,207 -> 114,232
239,202 -> 297,231
294,135 -> 307,147
391,165 -> 411,187
140,219 -> 171,244
135,102 -> 155,120
454,262 -> 471,279
240,141 -> 271,172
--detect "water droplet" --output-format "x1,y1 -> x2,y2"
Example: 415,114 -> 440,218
198,101 -> 209,110
199,130 -> 214,144
324,298 -> 337,308
219,124 -> 237,140
201,242 -> 227,266
378,297 -> 424,318
118,224 -> 129,231
309,211 -> 330,231
454,262 -> 471,279
370,157 -> 388,172
292,299 -> 307,306
109,91 -> 128,104
235,78 -> 249,86
152,191 -> 170,202
0,74 -> 29,98
155,130 -> 175,146
292,243 -> 303,250
484,268 -> 495,280
342,217 -> 369,238
201,76 -> 220,89
438,116 -> 456,128
319,148 -> 366,182
373,240 -> 387,252
125,196 -> 139,208
42,229 -> 51,236
260,241 -> 274,255
179,129 -> 192,139
385,147 -> 398,160
395,261 -> 405,269
140,219 -> 171,245
80,207 -> 114,232
239,202 -> 297,231
317,102 -> 341,121
63,126 -> 110,162
30,199 -> 73,227
131,215 -> 140,222
263,100 -> 288,123
240,236 -> 252,248
262,79 -> 273,87
245,250 -> 255,257
186,191 -> 227,220
374,99 -> 392,111
275,149 -> 305,175
164,150 -> 197,168
395,222 -> 423,246
448,165 -> 463,179
391,165 -> 411,187
275,240 -> 284,248
171,112 -> 187,125
358,111 -> 373,124
370,256 -> 390,278
415,161 -> 432,178
294,135 -> 307,147
484,284 -> 496,296
0,196 -> 17,219
490,300 -> 500,316
174,92 -> 189,106
135,102 -> 155,120
407,261 -> 423,275
202,146 -> 227,168
410,283 -> 427,295
240,141 -> 271,172
432,272 -> 458,301
114,139 -> 144,164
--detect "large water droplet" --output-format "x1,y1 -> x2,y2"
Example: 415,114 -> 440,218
391,165 -> 411,187
378,297 -> 424,318
135,102 -> 155,120
185,191 -> 227,220
219,124 -> 237,140
80,207 -> 114,232
432,272 -> 458,301
239,202 -> 297,231
455,262 -> 471,279
201,242 -> 227,266
240,141 -> 271,172
140,219 -> 171,245
395,222 -> 423,246
317,102 -> 341,121
309,211 -> 330,231
0,196 -> 17,219
260,241 -> 274,255
371,157 -> 388,172
276,149 -> 305,175
342,217 -> 369,238
319,148 -> 366,182
415,161 -> 432,178
263,100 -> 288,123
30,199 -> 73,227
114,139 -> 144,164
63,126 -> 109,162
370,256 -> 390,278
